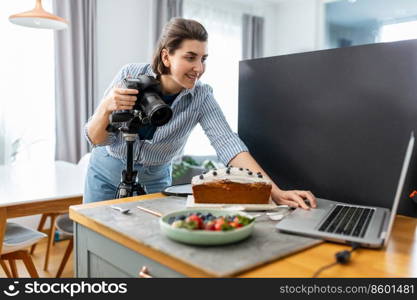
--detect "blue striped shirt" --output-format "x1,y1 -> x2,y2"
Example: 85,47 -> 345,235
84,63 -> 248,166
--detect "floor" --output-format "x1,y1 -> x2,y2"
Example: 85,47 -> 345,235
0,238 -> 73,278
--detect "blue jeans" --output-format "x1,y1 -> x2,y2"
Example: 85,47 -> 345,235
83,146 -> 172,203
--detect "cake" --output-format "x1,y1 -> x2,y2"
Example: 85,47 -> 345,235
191,167 -> 272,204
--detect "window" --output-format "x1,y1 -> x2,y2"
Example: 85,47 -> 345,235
325,0 -> 417,49
0,0 -> 55,165
183,0 -> 243,156
380,20 -> 417,43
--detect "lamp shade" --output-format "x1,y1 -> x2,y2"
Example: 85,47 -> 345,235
9,0 -> 68,30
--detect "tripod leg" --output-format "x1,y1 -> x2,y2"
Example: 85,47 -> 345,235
133,183 -> 147,196
115,188 -> 126,198
115,135 -> 144,199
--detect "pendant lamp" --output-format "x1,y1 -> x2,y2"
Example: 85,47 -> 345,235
9,0 -> 68,30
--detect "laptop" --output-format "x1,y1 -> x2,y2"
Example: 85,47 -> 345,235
276,132 -> 414,248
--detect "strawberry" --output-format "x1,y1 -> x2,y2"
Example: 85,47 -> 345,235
204,220 -> 216,231
186,214 -> 203,229
214,218 -> 225,231
229,221 -> 242,228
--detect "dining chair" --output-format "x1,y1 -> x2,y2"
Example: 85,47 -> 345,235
54,214 -> 73,278
30,212 -> 60,271
1,223 -> 46,278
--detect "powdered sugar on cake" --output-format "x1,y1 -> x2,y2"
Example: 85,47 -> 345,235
191,167 -> 272,185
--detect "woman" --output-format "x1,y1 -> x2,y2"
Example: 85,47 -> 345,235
84,18 -> 316,209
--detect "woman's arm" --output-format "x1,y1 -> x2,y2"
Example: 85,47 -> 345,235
86,103 -> 112,145
86,87 -> 138,145
228,151 -> 317,209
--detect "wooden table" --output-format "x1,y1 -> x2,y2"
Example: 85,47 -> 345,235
70,193 -> 417,277
0,161 -> 84,255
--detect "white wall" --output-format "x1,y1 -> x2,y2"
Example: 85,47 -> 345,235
263,3 -> 280,57
96,0 -> 154,100
272,0 -> 324,55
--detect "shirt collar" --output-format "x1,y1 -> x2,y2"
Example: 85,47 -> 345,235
179,85 -> 196,97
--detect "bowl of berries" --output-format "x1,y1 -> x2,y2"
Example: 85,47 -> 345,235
159,209 -> 255,245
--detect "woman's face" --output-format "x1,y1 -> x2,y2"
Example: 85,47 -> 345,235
162,39 -> 208,91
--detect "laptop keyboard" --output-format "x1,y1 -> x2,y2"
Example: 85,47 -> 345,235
318,205 -> 375,237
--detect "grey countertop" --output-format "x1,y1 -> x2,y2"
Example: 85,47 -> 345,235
75,196 -> 322,277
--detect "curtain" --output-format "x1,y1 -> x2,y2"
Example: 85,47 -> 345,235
242,14 -> 264,60
53,0 -> 97,163
153,0 -> 183,46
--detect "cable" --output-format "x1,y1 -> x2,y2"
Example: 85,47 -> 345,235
312,242 -> 360,278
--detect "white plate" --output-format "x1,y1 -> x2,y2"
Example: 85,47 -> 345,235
186,195 -> 284,211
160,209 -> 255,245
162,184 -> 192,196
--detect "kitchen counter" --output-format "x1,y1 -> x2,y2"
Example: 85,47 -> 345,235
70,193 -> 417,277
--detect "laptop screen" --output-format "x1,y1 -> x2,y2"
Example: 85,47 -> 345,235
383,133 -> 414,246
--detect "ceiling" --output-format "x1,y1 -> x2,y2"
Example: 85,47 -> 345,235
326,0 -> 417,26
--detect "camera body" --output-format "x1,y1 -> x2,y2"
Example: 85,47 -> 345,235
109,75 -> 173,129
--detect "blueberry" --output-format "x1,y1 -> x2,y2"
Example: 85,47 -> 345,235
178,215 -> 186,220
199,174 -> 204,179
248,171 -> 253,175
213,171 -> 217,176
226,169 -> 231,174
168,217 -> 176,224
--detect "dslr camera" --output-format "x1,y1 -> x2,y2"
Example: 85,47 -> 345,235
108,75 -> 173,132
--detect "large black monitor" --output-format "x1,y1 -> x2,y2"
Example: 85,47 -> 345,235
239,39 -> 417,217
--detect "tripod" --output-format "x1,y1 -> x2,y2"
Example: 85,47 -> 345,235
115,132 -> 147,198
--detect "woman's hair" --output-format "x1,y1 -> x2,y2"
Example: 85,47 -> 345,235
152,18 -> 208,76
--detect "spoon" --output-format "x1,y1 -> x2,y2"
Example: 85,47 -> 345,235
110,205 -> 130,214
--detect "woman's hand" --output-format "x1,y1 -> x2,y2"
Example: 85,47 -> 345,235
227,152 -> 318,210
272,189 -> 317,210
100,87 -> 139,113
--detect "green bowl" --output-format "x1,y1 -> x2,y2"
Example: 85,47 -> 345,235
159,209 -> 255,246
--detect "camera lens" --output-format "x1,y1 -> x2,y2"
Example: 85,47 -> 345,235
150,106 -> 173,126
140,93 -> 173,126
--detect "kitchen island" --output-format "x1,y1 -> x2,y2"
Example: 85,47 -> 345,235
69,193 -> 417,277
